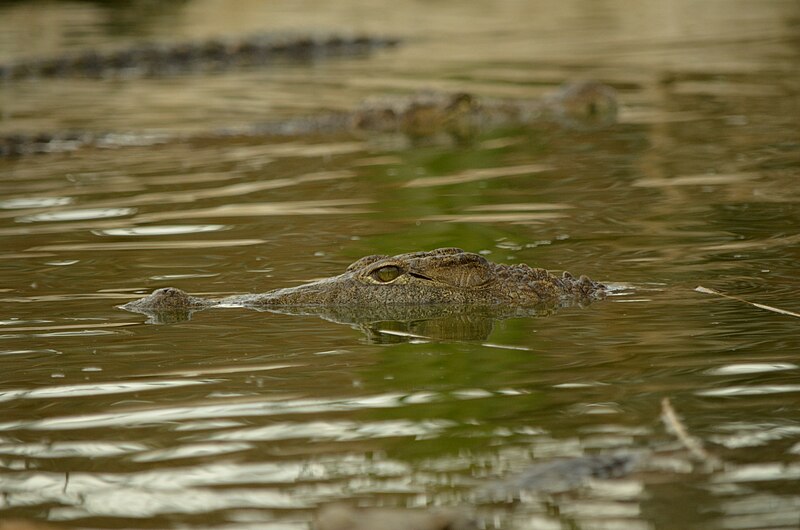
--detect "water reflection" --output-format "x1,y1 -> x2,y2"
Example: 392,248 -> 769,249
0,378 -> 215,402
95,224 -> 227,236
122,296 -> 604,342
15,207 -> 136,223
0,197 -> 73,209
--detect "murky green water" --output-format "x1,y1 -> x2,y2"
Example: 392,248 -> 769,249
1,1 -> 800,529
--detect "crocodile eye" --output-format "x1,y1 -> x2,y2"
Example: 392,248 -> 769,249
371,265 -> 402,283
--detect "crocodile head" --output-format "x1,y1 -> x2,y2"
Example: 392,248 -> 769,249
343,247 -> 498,302
249,247 -> 503,306
120,248 -> 605,324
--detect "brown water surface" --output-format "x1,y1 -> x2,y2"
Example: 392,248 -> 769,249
1,1 -> 800,529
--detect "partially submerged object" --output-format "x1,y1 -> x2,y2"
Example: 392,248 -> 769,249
0,34 -> 400,80
120,247 -> 605,325
472,452 -> 641,502
312,400 -> 724,529
0,81 -> 618,157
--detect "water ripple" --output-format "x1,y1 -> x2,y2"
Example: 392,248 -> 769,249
1,455 -> 410,518
0,389 -> 510,432
705,363 -> 798,376
709,423 -> 800,449
403,164 -> 551,188
0,197 -> 73,209
50,487 -> 307,519
0,379 -> 217,403
713,463 -> 800,483
696,385 -> 800,397
15,207 -> 136,223
26,239 -> 265,252
94,224 -> 228,236
131,442 -> 254,463
0,441 -> 146,458
205,419 -> 456,443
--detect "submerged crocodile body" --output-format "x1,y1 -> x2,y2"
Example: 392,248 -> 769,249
265,79 -> 618,136
0,80 -> 618,157
121,248 -> 605,322
0,34 -> 399,80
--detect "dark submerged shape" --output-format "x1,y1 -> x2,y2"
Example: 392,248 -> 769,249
472,453 -> 641,501
313,453 -> 640,529
121,248 -> 605,321
348,79 -> 618,135
0,81 -> 617,157
0,34 -> 399,80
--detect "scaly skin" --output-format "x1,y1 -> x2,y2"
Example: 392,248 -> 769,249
121,247 -> 605,315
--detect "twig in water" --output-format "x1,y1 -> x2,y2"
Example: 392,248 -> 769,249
661,397 -> 723,470
695,286 -> 800,319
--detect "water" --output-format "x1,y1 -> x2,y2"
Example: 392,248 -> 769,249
1,1 -> 799,529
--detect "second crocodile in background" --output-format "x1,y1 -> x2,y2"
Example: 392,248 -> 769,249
121,248 -> 605,320
1,80 -> 618,157
0,33 -> 399,80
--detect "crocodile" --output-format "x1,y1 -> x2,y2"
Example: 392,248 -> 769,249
120,247 -> 605,323
0,33 -> 399,80
0,80 -> 618,157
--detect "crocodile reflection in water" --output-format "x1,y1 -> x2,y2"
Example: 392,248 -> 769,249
120,248 -> 606,334
0,80 -> 618,157
131,300 -> 588,341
